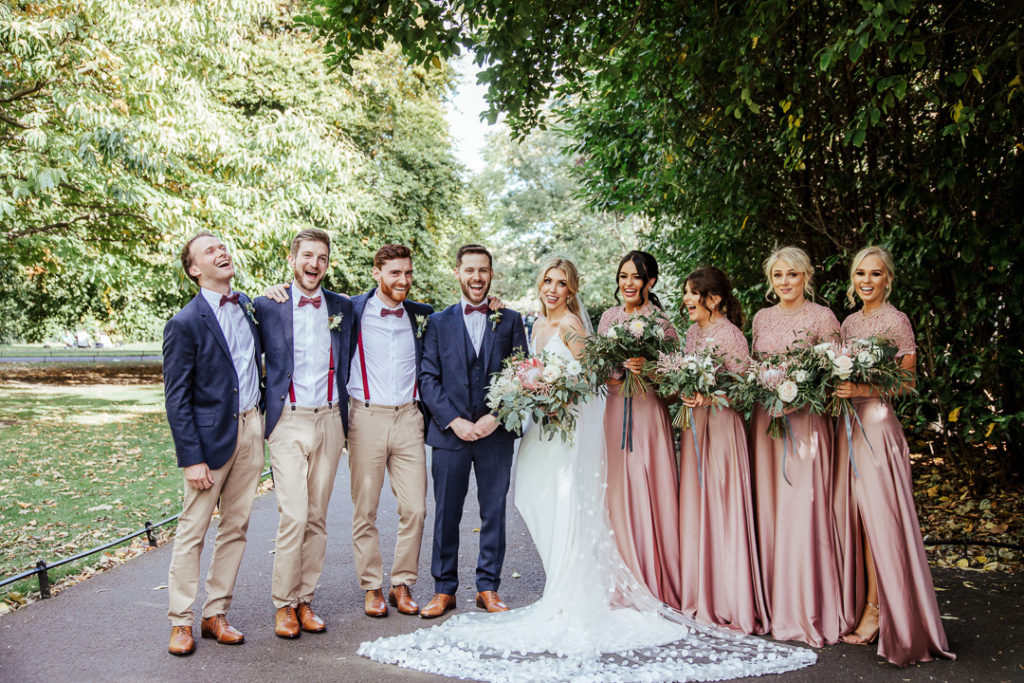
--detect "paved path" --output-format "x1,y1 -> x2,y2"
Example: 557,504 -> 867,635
1,456 -> 1021,682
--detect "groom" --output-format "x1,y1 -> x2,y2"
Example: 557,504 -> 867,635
418,244 -> 528,618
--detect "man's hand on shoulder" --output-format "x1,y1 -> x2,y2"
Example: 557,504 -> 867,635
264,283 -> 290,303
184,463 -> 214,490
448,417 -> 479,442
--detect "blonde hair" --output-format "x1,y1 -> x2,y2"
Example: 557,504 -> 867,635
846,245 -> 896,307
763,245 -> 815,301
535,257 -> 582,318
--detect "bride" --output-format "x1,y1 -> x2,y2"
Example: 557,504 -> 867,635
359,257 -> 816,682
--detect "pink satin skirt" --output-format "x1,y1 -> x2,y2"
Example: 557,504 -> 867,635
604,384 -> 682,609
678,405 -> 768,634
835,398 -> 955,666
751,406 -> 862,646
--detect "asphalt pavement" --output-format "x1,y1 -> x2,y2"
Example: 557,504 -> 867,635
1,453 -> 1021,682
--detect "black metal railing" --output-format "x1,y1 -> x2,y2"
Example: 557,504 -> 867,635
0,469 -> 272,598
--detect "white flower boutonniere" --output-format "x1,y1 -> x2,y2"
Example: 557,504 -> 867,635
489,309 -> 502,331
243,301 -> 258,325
328,313 -> 343,331
416,315 -> 429,338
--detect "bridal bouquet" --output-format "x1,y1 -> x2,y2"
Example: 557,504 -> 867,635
729,351 -> 825,440
810,337 -> 906,417
580,311 -> 677,397
486,350 -> 593,443
650,348 -> 730,429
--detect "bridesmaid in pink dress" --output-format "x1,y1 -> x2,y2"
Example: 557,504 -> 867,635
600,250 -> 682,609
677,266 -> 768,634
751,246 -> 862,647
835,246 -> 955,665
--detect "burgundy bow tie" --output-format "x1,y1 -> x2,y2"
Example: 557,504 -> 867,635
299,295 -> 321,309
219,292 -> 240,307
464,303 -> 489,315
380,307 -> 405,318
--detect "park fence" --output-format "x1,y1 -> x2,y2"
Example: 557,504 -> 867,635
0,469 -> 272,599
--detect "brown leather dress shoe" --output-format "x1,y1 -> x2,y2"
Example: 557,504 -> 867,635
168,625 -> 195,656
388,584 -> 420,615
419,593 -> 456,619
274,605 -> 301,638
200,614 -> 245,644
364,589 -> 388,618
475,590 -> 510,613
296,602 -> 325,633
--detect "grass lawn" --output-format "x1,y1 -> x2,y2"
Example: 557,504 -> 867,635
0,369 -> 268,606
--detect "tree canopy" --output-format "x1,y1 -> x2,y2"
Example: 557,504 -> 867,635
303,0 -> 1024,480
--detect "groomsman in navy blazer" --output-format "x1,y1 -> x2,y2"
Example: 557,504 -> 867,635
163,232 -> 265,656
253,229 -> 353,638
418,244 -> 528,618
345,245 -> 434,618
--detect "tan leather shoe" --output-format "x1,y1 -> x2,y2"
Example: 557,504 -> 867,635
419,592 -> 456,619
200,614 -> 244,644
296,602 -> 325,633
168,625 -> 195,656
387,584 -> 420,615
475,590 -> 510,613
274,605 -> 301,638
364,589 -> 388,618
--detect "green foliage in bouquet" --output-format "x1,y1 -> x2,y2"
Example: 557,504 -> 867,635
580,311 -> 678,398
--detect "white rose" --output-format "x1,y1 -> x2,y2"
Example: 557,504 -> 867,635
832,355 -> 854,379
856,350 -> 874,367
605,327 -> 618,339
793,369 -> 808,384
566,360 -> 583,377
541,364 -> 562,382
777,380 -> 799,403
702,371 -> 716,386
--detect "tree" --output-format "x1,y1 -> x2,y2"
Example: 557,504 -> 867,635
299,0 -> 1023,480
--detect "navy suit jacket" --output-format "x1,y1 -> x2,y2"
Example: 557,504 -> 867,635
163,291 -> 264,470
349,288 -> 433,414
255,288 -> 353,438
419,303 -> 528,450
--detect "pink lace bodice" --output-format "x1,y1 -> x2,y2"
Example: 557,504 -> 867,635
683,318 -> 750,374
841,302 -> 916,358
751,301 -> 840,357
598,304 -> 679,341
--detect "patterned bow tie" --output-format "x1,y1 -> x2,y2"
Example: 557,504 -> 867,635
464,303 -> 489,315
380,307 -> 405,318
219,292 -> 240,307
299,295 -> 321,309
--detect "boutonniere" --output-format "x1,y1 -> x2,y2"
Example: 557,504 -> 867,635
489,309 -> 502,331
328,313 -> 343,331
416,315 -> 429,338
243,301 -> 258,325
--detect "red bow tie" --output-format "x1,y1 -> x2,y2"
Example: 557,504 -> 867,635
299,295 -> 322,308
381,307 -> 405,318
219,292 -> 240,307
464,303 -> 489,315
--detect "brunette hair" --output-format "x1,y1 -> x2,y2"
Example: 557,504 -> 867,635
374,244 -> 412,268
614,250 -> 663,309
535,257 -> 582,318
456,243 -> 492,268
846,245 -> 896,307
762,245 -> 815,301
180,230 -> 216,286
684,266 -> 744,327
290,228 -> 330,256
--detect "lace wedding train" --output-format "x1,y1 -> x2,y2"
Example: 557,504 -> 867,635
359,335 -> 816,681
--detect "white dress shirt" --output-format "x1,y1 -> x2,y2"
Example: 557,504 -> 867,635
290,284 -> 331,407
461,297 -> 487,355
347,291 -> 417,406
200,287 -> 259,412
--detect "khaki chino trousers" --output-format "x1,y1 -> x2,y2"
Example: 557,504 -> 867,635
348,398 -> 426,590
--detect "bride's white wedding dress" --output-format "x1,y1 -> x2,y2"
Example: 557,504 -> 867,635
358,334 -> 816,681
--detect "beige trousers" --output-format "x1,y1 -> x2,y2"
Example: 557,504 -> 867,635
167,407 -> 264,625
348,398 -> 427,590
267,404 -> 344,608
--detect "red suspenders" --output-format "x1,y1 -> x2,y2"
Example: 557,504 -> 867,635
288,345 -> 334,410
357,326 -> 417,408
